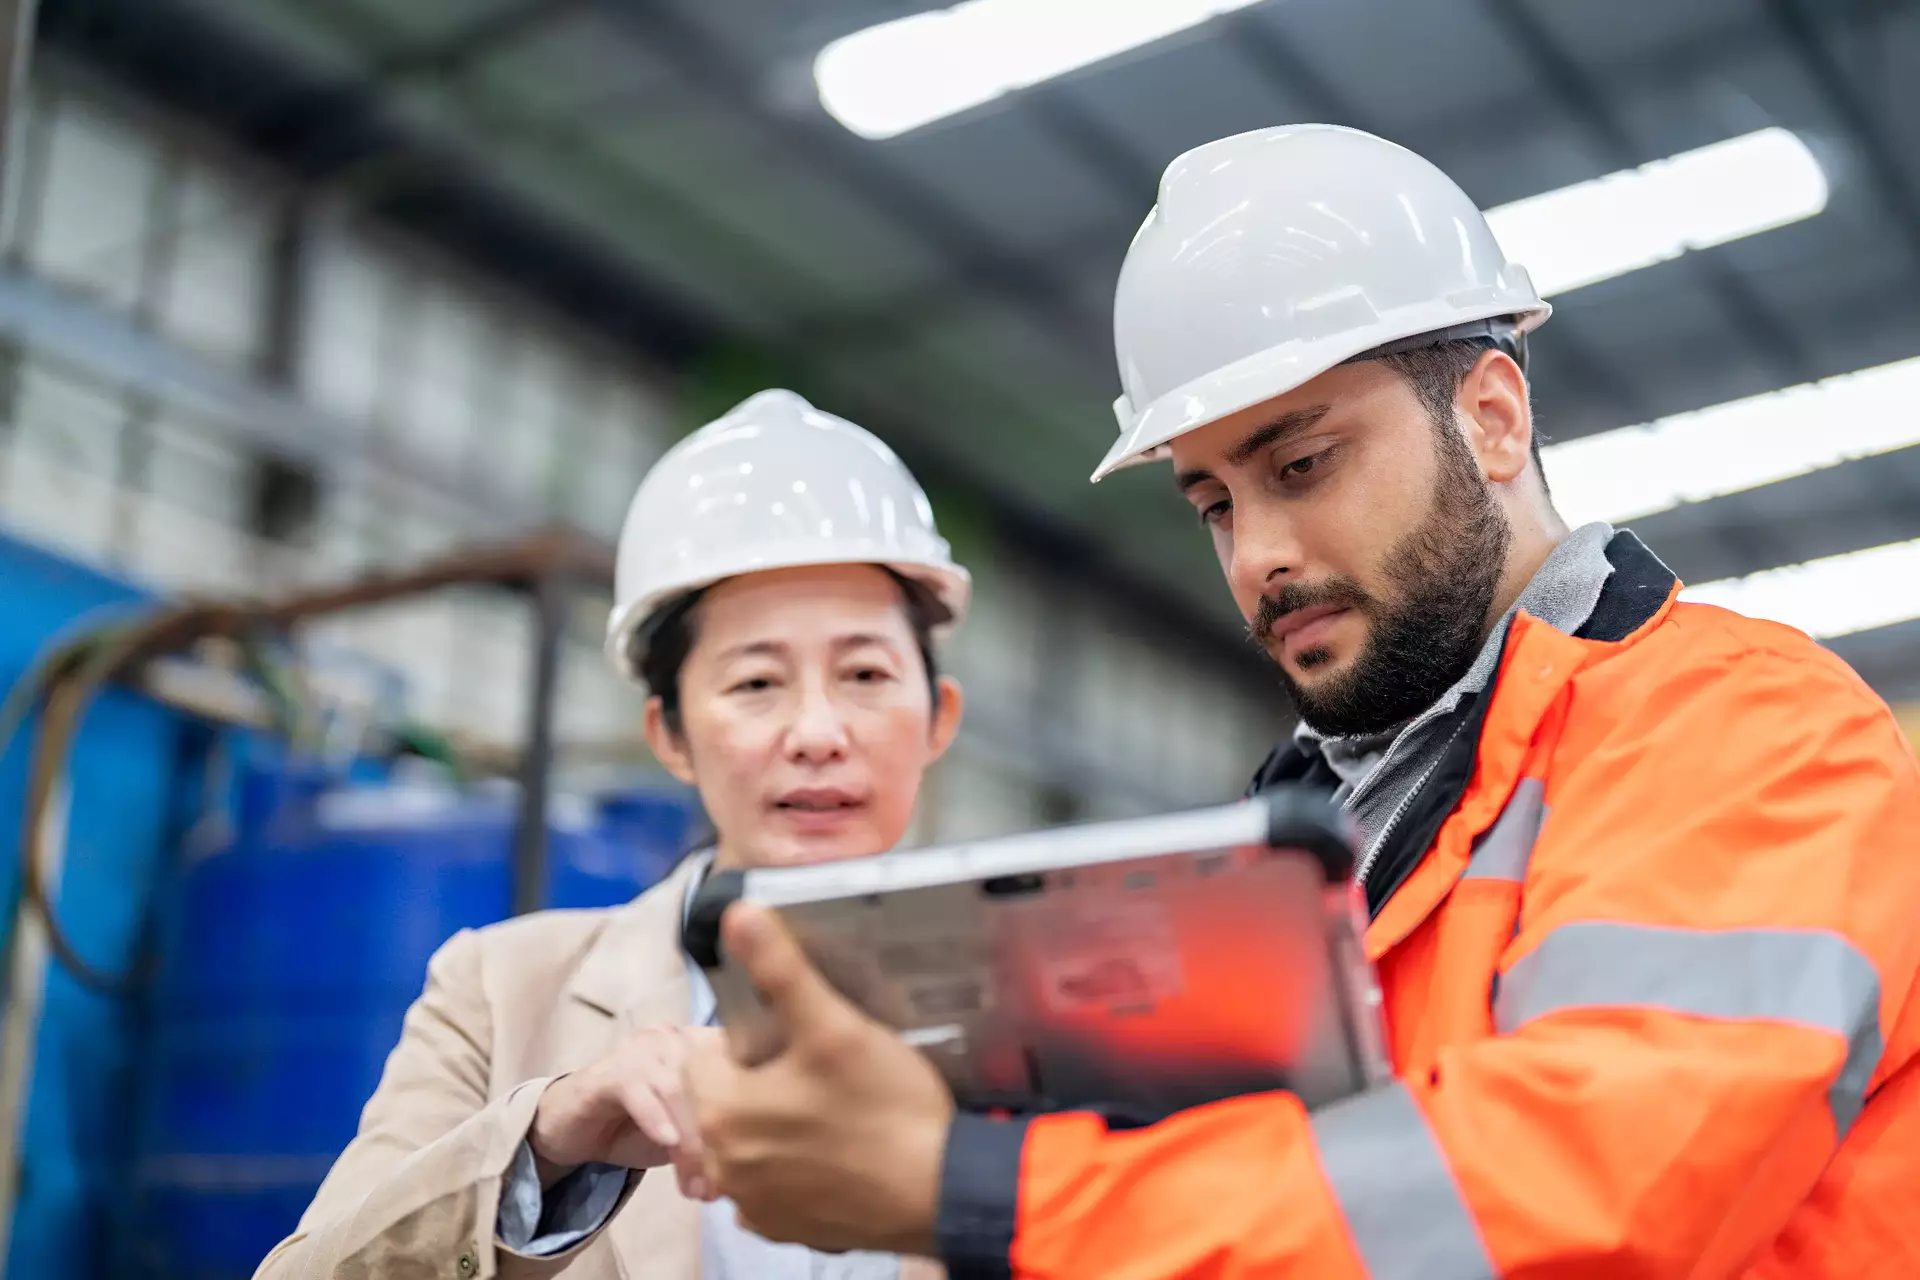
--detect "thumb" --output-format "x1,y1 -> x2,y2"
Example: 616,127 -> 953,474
722,901 -> 861,1050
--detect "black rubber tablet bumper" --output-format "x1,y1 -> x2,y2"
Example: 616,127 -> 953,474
1256,787 -> 1356,883
682,867 -> 744,970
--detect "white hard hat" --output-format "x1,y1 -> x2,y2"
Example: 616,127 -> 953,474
1096,123 -> 1552,482
606,388 -> 971,682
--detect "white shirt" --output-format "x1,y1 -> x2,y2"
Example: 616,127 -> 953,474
680,852 -> 903,1279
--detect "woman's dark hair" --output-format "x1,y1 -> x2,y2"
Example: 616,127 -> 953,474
635,567 -> 952,735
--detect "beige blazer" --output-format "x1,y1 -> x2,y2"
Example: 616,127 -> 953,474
254,857 -> 942,1280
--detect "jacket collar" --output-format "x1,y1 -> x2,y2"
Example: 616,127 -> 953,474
1289,520 -> 1618,775
1570,528 -> 1680,643
1249,529 -> 1679,915
567,853 -> 708,1029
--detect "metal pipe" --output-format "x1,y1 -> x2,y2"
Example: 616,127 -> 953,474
0,0 -> 37,194
511,572 -> 569,917
0,0 -> 46,1266
73,527 -> 614,676
249,527 -> 613,625
0,778 -> 65,1275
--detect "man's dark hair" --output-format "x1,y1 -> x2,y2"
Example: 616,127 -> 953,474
635,568 -> 951,735
1376,337 -> 1549,496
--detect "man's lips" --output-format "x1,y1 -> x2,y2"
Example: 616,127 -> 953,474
1264,602 -> 1350,646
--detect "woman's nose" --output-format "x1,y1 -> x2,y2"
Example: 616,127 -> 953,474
784,684 -> 851,761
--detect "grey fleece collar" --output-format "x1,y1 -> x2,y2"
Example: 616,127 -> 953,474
1295,522 -> 1616,760
1293,522 -> 1617,860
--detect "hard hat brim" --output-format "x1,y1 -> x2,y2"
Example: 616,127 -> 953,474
1095,296 -> 1550,483
605,553 -> 972,686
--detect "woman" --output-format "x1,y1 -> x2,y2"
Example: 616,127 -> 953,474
257,390 -> 967,1280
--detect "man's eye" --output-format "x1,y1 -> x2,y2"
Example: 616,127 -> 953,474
1279,446 -> 1337,483
728,676 -> 776,694
1198,499 -> 1231,526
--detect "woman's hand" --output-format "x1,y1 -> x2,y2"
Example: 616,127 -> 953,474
530,1025 -> 725,1199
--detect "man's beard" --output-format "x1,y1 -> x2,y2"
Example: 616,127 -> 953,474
1252,425 -> 1511,738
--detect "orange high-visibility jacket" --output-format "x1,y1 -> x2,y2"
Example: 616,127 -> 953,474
935,533 -> 1920,1279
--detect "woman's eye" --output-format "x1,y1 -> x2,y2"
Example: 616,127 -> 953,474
847,667 -> 895,684
727,676 -> 777,694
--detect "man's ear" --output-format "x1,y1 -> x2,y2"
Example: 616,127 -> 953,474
1460,348 -> 1533,485
643,696 -> 698,786
928,675 -> 964,761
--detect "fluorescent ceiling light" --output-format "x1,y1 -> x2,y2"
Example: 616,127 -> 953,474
1485,127 -> 1827,297
818,30 -> 1825,305
1540,354 -> 1920,528
1683,538 -> 1920,641
816,25 -> 1826,302
814,0 -> 1262,140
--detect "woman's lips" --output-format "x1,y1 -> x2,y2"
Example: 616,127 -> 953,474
771,788 -> 867,833
776,806 -> 862,833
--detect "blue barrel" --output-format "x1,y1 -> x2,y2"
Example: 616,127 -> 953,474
580,789 -> 703,902
128,771 -> 697,1279
0,532 -> 198,1280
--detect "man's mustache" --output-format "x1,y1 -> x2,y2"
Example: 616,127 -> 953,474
1251,579 -> 1374,644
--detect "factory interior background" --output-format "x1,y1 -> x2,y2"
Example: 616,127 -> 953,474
1,0 -> 1918,1276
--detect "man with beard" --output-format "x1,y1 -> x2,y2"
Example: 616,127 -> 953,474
1219,339 -> 1533,887
681,125 -> 1920,1279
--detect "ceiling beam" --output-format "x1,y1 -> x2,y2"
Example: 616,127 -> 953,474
1223,5 -> 1656,426
376,0 -> 582,78
1217,9 -> 1366,132
1478,0 -> 1814,386
1761,0 -> 1920,272
226,0 -> 590,171
588,0 -> 1113,367
36,0 -> 719,359
1021,81 -> 1161,206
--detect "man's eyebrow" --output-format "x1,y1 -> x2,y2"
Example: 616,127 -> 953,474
1174,466 -> 1215,494
1174,404 -> 1334,494
1224,404 -> 1334,466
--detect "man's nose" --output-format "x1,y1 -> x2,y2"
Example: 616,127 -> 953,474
784,681 -> 851,762
1229,504 -> 1305,602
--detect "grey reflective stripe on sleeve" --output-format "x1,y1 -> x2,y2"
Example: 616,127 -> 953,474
1310,1081 -> 1495,1279
1495,921 -> 1885,1135
1461,777 -> 1547,883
